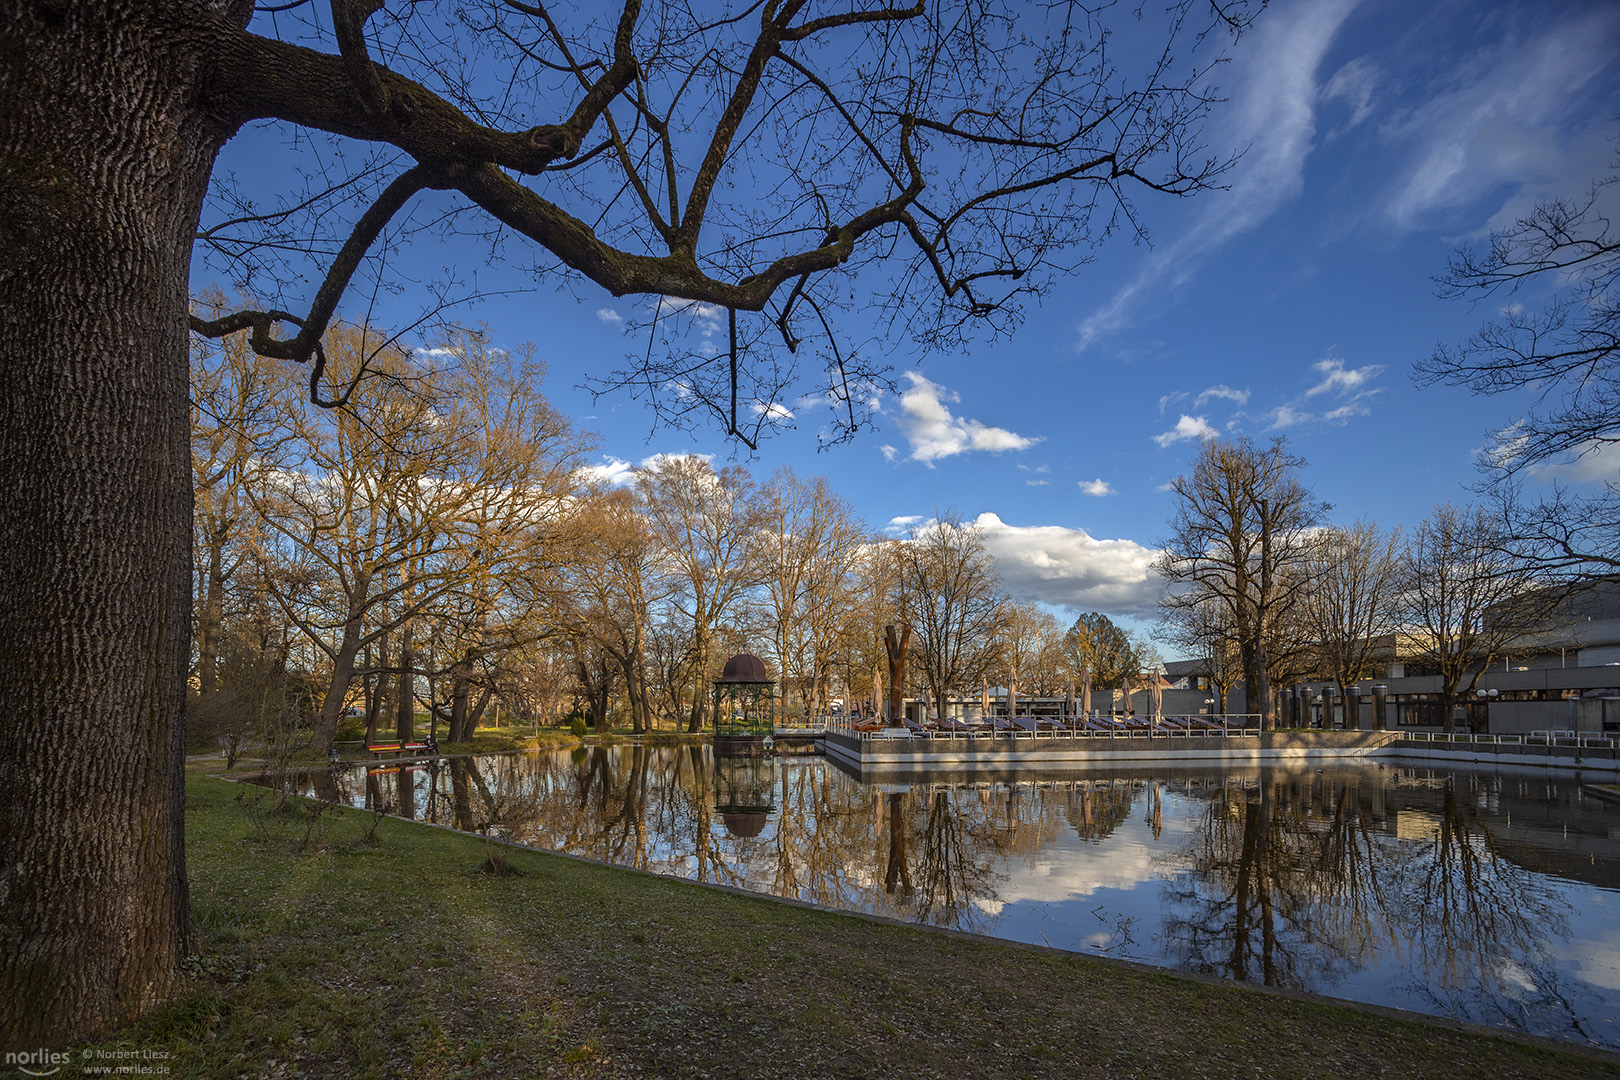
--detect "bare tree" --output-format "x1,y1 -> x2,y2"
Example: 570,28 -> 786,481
754,467 -> 868,720
1418,154 -> 1619,580
1299,520 -> 1404,693
637,457 -> 760,732
0,0 -> 1259,1041
898,513 -> 1005,709
1155,596 -> 1241,714
190,291 -> 300,701
1155,437 -> 1328,729
1396,504 -> 1551,733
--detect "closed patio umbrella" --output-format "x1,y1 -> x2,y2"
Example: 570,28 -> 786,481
1150,671 -> 1164,725
1120,673 -> 1133,717
1065,678 -> 1075,720
1080,668 -> 1092,717
1008,676 -> 1017,719
872,665 -> 882,722
981,680 -> 990,723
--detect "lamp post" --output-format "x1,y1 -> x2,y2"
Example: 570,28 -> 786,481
1371,685 -> 1388,732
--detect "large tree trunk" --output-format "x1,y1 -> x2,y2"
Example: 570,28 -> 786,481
0,4 -> 228,1046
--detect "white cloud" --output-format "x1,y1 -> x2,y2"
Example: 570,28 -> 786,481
895,372 -> 1040,464
596,308 -> 624,326
1321,56 -> 1379,131
1381,8 -> 1620,232
1537,440 -> 1618,486
750,401 -> 794,420
879,444 -> 898,462
1269,404 -> 1310,429
1077,478 -> 1115,497
1078,0 -> 1359,348
971,512 -> 1164,616
1153,414 -> 1218,448
1026,479 -> 1050,487
1306,357 -> 1383,397
1195,384 -> 1251,408
577,456 -> 636,487
1155,481 -> 1177,493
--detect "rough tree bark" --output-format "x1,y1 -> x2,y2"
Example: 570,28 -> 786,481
0,3 -> 227,1047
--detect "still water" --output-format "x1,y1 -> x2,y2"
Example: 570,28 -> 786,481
267,745 -> 1620,1049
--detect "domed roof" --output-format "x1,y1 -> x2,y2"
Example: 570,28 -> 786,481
719,810 -> 770,838
717,652 -> 769,682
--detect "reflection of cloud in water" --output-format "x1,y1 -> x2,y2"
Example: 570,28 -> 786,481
974,811 -> 1194,916
1549,917 -> 1620,992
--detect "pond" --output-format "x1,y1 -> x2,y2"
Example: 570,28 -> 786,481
259,745 -> 1620,1050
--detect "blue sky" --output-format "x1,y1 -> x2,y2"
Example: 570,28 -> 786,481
207,0 -> 1620,641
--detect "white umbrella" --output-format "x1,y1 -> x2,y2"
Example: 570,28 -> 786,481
1120,673 -> 1133,717
1150,671 -> 1164,725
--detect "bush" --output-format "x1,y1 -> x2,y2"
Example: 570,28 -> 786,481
569,717 -> 588,739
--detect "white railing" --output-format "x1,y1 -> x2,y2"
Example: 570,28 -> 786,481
1397,731 -> 1619,752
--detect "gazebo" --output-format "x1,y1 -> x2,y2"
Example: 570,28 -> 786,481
713,652 -> 775,752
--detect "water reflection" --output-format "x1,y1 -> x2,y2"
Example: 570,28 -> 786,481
252,748 -> 1620,1049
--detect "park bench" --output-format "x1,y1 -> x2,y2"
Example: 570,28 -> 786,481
365,738 -> 436,758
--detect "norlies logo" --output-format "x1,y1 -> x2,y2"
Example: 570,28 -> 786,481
4,1048 -> 70,1076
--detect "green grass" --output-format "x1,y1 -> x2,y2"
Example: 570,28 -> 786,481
80,769 -> 1620,1079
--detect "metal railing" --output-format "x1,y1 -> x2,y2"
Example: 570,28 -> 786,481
844,719 -> 1266,742
1397,731 -> 1620,751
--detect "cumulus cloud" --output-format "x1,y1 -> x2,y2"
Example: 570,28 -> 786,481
1077,478 -> 1115,497
577,456 -> 636,488
750,401 -> 794,420
1537,440 -> 1618,486
895,372 -> 1040,464
1153,415 -> 1218,447
971,512 -> 1163,616
577,451 -> 715,488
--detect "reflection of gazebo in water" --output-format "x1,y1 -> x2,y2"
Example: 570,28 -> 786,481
712,653 -> 777,835
713,652 -> 775,753
713,751 -> 777,838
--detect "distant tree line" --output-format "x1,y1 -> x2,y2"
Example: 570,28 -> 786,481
190,313 -> 1163,752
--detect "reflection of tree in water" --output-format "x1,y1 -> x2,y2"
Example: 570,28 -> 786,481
1066,780 -> 1141,843
1388,779 -> 1580,1037
1162,767 -> 1582,1037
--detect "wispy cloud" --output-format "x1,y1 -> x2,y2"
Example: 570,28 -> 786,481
1153,414 -> 1219,447
1306,357 -> 1382,396
1381,7 -> 1620,232
1077,478 -> 1115,497
1195,384 -> 1251,408
894,372 -> 1040,464
1265,356 -> 1384,430
1078,0 -> 1360,348
596,308 -> 624,326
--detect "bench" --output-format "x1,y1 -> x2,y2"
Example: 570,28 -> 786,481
366,739 -> 436,757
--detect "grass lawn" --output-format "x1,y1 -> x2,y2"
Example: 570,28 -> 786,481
78,764 -> 1620,1079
